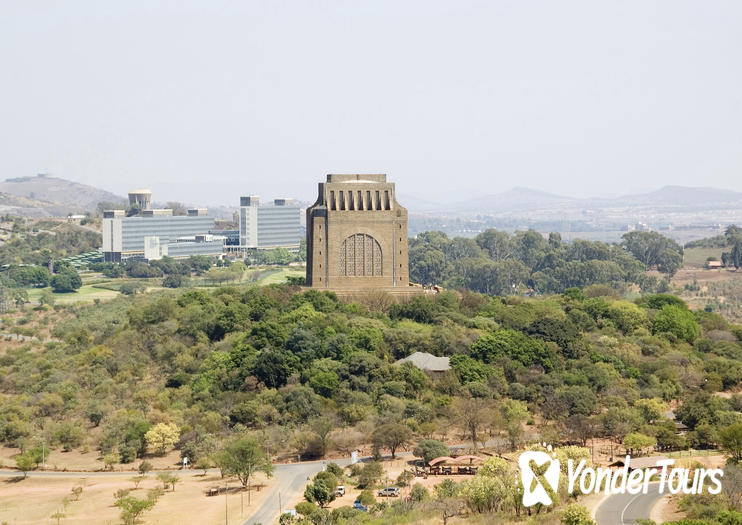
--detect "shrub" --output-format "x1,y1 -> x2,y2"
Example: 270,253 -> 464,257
410,483 -> 429,502
413,439 -> 450,465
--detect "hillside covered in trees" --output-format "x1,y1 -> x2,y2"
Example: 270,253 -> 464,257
2,284 -> 741,464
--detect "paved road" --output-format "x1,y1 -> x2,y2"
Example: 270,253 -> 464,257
241,437 -> 514,525
595,483 -> 664,525
242,459 -> 352,525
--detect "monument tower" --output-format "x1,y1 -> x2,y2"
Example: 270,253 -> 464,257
306,174 -> 409,290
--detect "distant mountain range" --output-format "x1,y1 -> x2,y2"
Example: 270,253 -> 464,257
0,174 -> 125,217
2,174 -> 741,225
404,185 -> 742,214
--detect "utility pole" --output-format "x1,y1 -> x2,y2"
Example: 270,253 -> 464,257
279,491 -> 282,516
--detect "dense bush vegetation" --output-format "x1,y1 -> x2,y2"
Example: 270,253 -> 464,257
0,219 -> 100,266
2,281 -> 741,476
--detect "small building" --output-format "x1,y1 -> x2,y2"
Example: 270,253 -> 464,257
706,260 -> 724,269
395,352 -> 451,376
425,455 -> 484,475
128,189 -> 152,210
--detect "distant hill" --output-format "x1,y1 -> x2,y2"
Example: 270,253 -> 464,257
404,184 -> 742,214
612,185 -> 742,207
0,192 -> 56,218
427,187 -> 575,213
0,174 -> 126,216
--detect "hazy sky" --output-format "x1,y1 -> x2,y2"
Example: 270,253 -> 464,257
1,1 -> 741,205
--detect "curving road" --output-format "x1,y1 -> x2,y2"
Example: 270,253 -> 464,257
595,482 -> 664,525
242,459 -> 352,525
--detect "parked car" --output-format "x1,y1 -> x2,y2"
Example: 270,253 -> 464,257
353,499 -> 368,511
336,485 -> 345,496
377,487 -> 400,497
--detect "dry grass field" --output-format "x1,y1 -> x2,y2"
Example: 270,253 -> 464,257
0,471 -> 271,525
673,267 -> 742,322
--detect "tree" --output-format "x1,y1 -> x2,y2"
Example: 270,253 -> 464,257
145,423 -> 180,455
413,439 -> 450,465
120,282 -> 147,295
410,483 -> 429,502
138,460 -> 153,476
476,229 -> 513,261
50,269 -> 82,293
371,422 -> 411,459
622,433 -> 657,455
195,457 -> 212,476
309,417 -> 335,458
653,304 -> 699,343
214,436 -> 274,503
15,453 -> 34,478
39,288 -> 56,306
471,329 -> 555,371
357,461 -> 384,489
720,423 -> 742,462
13,289 -> 28,310
50,511 -> 66,525
115,495 -> 156,525
460,474 -> 510,513
455,398 -> 493,449
309,371 -> 340,398
500,399 -> 529,451
304,471 -> 338,507
605,301 -> 647,334
156,472 -> 179,491
622,231 -> 683,275
162,273 -> 187,288
130,475 -> 145,489
561,503 -> 595,525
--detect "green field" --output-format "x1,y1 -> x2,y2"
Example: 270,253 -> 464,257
26,284 -> 120,304
255,266 -> 305,285
683,246 -> 726,268
21,265 -> 306,305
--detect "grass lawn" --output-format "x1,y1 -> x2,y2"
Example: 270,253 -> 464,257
256,267 -> 305,285
684,246 -> 726,268
26,285 -> 120,304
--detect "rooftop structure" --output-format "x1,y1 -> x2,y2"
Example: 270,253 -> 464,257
128,189 -> 152,211
395,352 -> 451,373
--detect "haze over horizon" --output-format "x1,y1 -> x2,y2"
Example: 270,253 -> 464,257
2,1 -> 741,205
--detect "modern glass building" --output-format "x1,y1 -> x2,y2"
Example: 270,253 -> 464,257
239,197 -> 301,250
102,212 -> 221,261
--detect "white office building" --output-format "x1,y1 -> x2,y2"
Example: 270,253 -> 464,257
239,196 -> 301,250
103,209 -> 224,261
